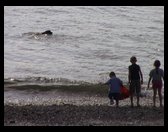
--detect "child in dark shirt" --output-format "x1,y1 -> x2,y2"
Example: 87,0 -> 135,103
128,56 -> 143,107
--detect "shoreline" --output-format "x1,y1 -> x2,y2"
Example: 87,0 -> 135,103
4,85 -> 164,126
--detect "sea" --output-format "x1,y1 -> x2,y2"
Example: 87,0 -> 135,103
4,6 -> 164,88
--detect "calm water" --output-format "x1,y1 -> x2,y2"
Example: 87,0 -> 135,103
4,6 -> 164,85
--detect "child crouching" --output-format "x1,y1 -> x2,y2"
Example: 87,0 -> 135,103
104,72 -> 123,107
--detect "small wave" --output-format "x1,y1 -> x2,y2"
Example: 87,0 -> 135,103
4,78 -> 108,96
4,77 -> 92,86
22,32 -> 53,40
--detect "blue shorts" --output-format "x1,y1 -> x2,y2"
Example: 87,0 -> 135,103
108,93 -> 120,100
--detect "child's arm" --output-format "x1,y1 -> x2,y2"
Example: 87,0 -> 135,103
162,70 -> 164,81
147,76 -> 152,90
98,82 -> 107,85
128,68 -> 131,84
139,67 -> 143,84
104,81 -> 109,85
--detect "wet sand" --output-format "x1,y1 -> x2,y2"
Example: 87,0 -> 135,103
4,85 -> 164,126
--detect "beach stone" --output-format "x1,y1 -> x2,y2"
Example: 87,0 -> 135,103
9,120 -> 15,124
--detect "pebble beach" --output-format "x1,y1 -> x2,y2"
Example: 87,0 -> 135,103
4,84 -> 164,126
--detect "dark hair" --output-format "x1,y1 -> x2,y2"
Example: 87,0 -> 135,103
154,60 -> 161,74
42,30 -> 52,35
109,72 -> 116,77
154,60 -> 161,68
130,56 -> 137,63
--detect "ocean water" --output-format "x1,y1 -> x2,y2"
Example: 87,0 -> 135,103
4,6 -> 164,86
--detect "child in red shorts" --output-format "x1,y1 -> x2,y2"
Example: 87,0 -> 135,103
147,60 -> 164,107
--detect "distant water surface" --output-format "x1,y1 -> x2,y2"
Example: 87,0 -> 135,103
4,6 -> 164,86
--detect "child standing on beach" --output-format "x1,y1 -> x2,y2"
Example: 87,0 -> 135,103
105,72 -> 123,107
128,56 -> 143,107
147,60 -> 164,107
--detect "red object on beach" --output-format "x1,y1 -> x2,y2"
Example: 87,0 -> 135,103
119,86 -> 130,100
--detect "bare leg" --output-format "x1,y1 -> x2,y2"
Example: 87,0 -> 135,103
158,88 -> 163,107
153,88 -> 157,107
108,93 -> 114,105
116,99 -> 119,107
137,93 -> 140,107
130,95 -> 134,107
110,98 -> 114,105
